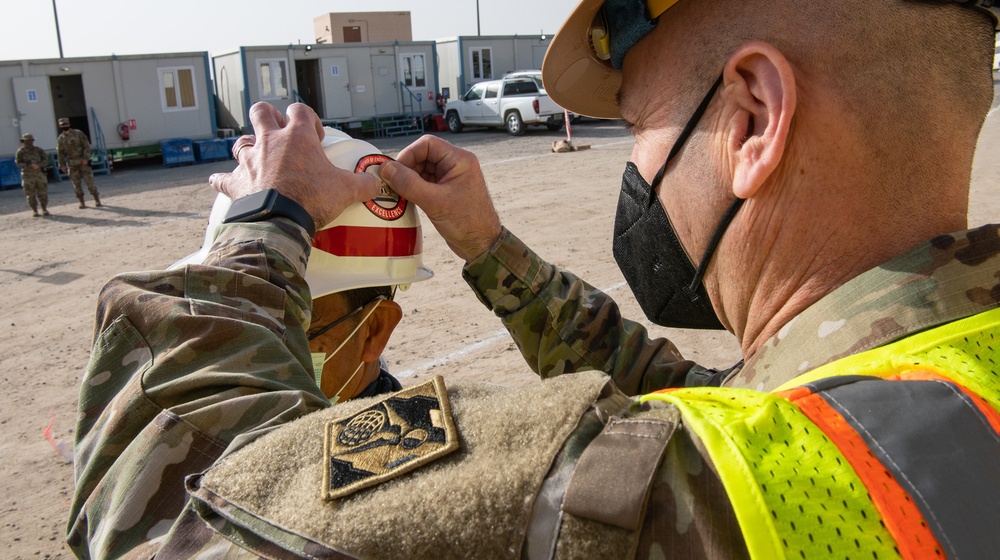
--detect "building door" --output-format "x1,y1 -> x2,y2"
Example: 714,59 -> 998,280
343,26 -> 362,43
49,74 -> 90,140
12,76 -> 59,150
325,57 -> 352,119
371,55 -> 398,116
295,59 -> 321,113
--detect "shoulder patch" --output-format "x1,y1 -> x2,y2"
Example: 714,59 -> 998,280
322,375 -> 460,500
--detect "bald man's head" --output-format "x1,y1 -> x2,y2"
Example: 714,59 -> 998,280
628,0 -> 994,207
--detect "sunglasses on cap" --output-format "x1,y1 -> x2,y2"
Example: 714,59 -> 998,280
588,0 -> 999,72
589,0 -> 679,71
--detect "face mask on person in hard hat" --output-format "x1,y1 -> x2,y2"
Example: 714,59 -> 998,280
309,295 -> 386,404
170,127 -> 433,395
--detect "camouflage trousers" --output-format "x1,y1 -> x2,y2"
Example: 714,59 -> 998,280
21,173 -> 48,213
68,163 -> 99,200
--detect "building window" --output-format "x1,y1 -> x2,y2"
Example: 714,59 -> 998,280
401,53 -> 426,89
158,67 -> 198,112
259,59 -> 289,99
471,47 -> 492,80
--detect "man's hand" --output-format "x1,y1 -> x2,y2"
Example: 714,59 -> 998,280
209,102 -> 381,230
60,167 -> 66,174
380,136 -> 502,262
30,163 -> 39,170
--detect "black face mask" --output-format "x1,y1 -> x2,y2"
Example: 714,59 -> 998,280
612,75 -> 745,330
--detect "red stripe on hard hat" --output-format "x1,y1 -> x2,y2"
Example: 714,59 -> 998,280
313,225 -> 421,257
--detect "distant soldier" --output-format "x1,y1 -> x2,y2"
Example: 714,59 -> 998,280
14,133 -> 50,217
56,117 -> 101,208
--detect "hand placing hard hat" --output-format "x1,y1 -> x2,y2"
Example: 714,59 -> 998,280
209,102 -> 381,231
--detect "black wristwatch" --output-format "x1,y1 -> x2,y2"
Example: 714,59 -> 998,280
223,189 -> 316,238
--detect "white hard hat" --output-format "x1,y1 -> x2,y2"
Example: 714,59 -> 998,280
170,128 -> 433,299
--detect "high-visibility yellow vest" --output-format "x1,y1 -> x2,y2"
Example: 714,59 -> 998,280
643,307 -> 1000,559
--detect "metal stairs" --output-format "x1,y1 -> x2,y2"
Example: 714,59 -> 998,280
374,115 -> 422,138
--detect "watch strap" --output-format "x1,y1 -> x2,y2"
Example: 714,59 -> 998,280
223,189 -> 316,238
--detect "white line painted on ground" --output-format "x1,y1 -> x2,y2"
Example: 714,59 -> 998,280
395,280 -> 629,378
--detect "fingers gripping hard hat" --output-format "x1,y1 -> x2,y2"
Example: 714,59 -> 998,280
308,129 -> 433,298
170,127 -> 433,299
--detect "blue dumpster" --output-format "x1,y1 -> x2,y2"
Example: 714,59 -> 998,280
0,158 -> 20,189
193,139 -> 230,163
161,139 -> 195,167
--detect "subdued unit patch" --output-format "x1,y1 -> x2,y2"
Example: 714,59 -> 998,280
322,376 -> 459,500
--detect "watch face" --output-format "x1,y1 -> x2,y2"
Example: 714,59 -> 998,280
356,154 -> 407,221
225,189 -> 276,223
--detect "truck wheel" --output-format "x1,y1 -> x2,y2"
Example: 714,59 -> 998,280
447,112 -> 463,133
505,111 -> 525,136
546,119 -> 564,132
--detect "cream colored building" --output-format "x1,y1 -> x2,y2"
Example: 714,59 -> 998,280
314,12 -> 412,44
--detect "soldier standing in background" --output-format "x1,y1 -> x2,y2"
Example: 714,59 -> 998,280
14,133 -> 50,217
56,117 -> 101,208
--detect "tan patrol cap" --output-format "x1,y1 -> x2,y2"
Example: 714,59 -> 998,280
58,117 -> 70,127
542,0 -> 680,119
21,133 -> 34,141
542,0 -> 1000,120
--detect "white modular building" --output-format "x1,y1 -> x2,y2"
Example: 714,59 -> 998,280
214,41 -> 439,136
0,52 -> 215,158
435,35 -> 552,101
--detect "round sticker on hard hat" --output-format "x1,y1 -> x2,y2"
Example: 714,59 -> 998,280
356,154 -> 407,221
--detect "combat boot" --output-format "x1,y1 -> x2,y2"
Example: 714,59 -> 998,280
94,194 -> 102,207
28,198 -> 38,217
42,204 -> 50,216
78,196 -> 86,209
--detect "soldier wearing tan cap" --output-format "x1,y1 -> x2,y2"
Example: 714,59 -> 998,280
56,117 -> 101,208
14,133 -> 50,217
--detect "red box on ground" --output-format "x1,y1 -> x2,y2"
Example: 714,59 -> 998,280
431,114 -> 447,132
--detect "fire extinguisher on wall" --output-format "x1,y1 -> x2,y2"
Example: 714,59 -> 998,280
117,123 -> 130,141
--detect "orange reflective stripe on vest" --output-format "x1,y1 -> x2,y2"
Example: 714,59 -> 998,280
777,372 -> 1000,559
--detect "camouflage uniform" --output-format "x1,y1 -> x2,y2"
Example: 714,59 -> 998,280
69,221 -> 1000,558
462,226 -> 1000,393
56,125 -> 101,207
15,140 -> 49,216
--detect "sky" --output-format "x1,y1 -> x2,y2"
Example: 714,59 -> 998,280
3,0 -> 581,61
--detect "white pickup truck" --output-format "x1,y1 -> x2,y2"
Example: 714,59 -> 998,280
444,78 -> 565,136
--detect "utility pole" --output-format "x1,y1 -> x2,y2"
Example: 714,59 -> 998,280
52,0 -> 64,58
476,0 -> 481,36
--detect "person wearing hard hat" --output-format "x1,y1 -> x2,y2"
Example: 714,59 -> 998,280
69,0 -> 1000,557
299,200 -> 431,402
56,117 -> 102,208
14,133 -> 50,217
164,128 -> 431,404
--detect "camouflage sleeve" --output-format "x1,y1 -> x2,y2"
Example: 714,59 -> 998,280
56,138 -> 65,168
79,130 -> 91,161
67,218 -> 331,559
462,228 -> 696,396
14,148 -> 27,169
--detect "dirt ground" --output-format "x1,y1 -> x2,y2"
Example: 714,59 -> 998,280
2,91 -> 999,557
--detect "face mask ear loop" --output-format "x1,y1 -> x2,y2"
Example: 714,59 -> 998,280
331,361 -> 365,404
683,197 -> 745,302
650,74 -> 724,193
320,299 -> 383,366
